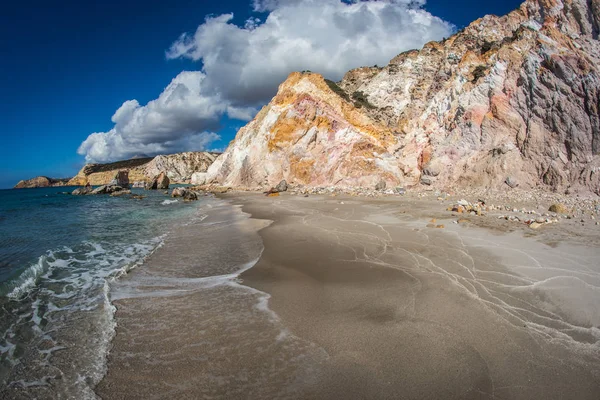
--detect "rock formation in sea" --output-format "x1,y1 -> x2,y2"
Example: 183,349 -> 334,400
14,176 -> 71,189
206,0 -> 600,195
67,151 -> 220,186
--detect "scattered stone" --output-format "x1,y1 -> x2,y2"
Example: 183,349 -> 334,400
549,203 -> 568,214
420,177 -> 432,186
436,224 -> 445,229
395,187 -> 406,195
505,177 -> 518,188
375,181 -> 386,191
275,180 -> 288,193
267,192 -> 280,197
529,222 -> 543,230
457,219 -> 469,224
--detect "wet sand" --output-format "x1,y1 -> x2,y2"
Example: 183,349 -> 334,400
97,193 -> 600,399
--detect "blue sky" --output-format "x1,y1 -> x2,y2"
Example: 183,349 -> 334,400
0,0 -> 523,188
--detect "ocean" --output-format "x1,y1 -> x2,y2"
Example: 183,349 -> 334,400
0,186 -> 204,398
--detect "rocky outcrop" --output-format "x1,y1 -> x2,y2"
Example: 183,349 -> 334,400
14,177 -> 71,189
110,171 -> 129,188
67,152 -> 219,187
146,172 -> 170,190
171,187 -> 199,201
144,152 -> 219,183
207,0 -> 600,195
68,158 -> 153,186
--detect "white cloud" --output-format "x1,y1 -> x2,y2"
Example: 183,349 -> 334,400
79,0 -> 453,163
167,0 -> 453,106
78,71 -> 243,163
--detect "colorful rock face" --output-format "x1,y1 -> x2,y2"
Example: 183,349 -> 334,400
207,0 -> 600,194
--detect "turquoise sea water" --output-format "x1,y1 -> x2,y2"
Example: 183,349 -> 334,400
0,186 -> 204,398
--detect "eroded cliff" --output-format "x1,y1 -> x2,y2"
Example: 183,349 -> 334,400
207,0 -> 600,194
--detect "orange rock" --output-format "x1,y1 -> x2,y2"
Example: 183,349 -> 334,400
436,224 -> 445,229
267,192 -> 280,197
430,218 -> 437,223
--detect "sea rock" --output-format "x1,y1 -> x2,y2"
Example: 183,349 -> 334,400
72,186 -> 93,195
156,172 -> 170,190
109,170 -> 129,188
171,188 -> 198,201
204,0 -> 600,194
132,181 -> 145,188
91,185 -> 108,195
549,203 -> 569,214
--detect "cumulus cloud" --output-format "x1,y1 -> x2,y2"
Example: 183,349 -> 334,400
78,71 -> 252,163
166,0 -> 453,106
79,0 -> 453,163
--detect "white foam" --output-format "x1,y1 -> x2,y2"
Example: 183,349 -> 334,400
161,199 -> 178,205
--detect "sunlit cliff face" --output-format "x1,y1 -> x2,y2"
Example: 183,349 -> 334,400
207,0 -> 600,194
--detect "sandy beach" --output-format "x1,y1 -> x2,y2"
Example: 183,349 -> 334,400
97,192 -> 600,399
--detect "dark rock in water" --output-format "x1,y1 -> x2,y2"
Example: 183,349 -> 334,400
375,181 -> 386,191
171,187 -> 198,201
90,185 -> 124,195
91,185 -> 108,195
72,185 -> 93,195
275,180 -> 288,192
183,191 -> 198,201
109,170 -> 129,188
505,176 -> 518,188
131,194 -> 145,200
163,191 -> 169,195
420,177 -> 432,186
145,179 -> 157,190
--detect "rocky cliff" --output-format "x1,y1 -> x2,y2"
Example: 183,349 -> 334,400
14,177 -> 71,189
67,152 -> 220,186
206,0 -> 600,195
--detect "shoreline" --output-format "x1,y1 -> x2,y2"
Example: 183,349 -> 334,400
225,191 -> 600,399
96,191 -> 600,399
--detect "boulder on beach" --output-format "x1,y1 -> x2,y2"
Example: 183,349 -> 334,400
549,203 -> 569,214
275,180 -> 288,193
